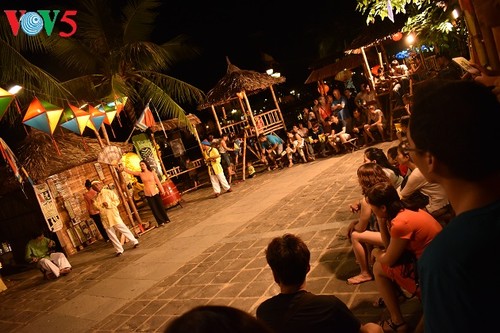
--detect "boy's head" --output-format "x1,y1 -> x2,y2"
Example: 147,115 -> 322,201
265,234 -> 310,287
409,80 -> 500,181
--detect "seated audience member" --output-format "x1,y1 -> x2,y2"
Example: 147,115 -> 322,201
363,147 -> 403,188
396,141 -> 454,226
355,82 -> 378,110
164,305 -> 274,333
408,79 -> 500,333
258,133 -> 285,170
308,121 -> 328,158
325,114 -> 351,154
25,230 -> 72,280
349,108 -> 368,146
364,105 -> 386,143
285,129 -> 307,165
256,233 -> 383,333
366,182 -> 442,333
434,52 -> 463,80
332,88 -> 351,125
292,124 -> 315,161
386,146 -> 408,177
246,161 -> 256,178
346,163 -> 390,285
395,115 -> 409,143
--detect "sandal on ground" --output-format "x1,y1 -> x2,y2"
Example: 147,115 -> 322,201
379,319 -> 408,332
346,274 -> 373,285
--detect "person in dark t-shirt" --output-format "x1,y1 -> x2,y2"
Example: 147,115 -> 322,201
256,234 -> 383,333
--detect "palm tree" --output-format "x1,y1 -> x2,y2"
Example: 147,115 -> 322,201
0,18 -> 74,125
44,0 -> 205,133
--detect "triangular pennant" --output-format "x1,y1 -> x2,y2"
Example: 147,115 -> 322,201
0,88 -> 15,120
86,105 -> 106,131
22,98 -> 63,134
60,104 -> 90,135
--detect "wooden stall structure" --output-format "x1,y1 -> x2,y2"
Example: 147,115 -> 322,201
197,58 -> 287,179
343,16 -> 411,140
150,114 -> 209,193
0,130 -> 140,259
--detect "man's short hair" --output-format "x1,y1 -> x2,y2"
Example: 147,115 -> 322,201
410,80 -> 500,180
258,134 -> 266,140
265,234 -> 310,286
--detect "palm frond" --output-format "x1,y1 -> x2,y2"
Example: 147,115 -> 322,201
159,34 -> 202,68
139,71 -> 206,106
76,0 -> 121,55
43,36 -> 104,75
122,0 -> 162,43
61,74 -> 106,102
118,42 -> 170,72
0,40 -> 74,107
137,77 -> 194,133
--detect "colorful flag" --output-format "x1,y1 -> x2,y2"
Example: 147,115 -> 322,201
135,103 -> 156,131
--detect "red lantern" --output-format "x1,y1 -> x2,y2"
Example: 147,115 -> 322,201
392,32 -> 403,41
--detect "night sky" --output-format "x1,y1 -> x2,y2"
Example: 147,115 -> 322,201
1,0 -> 367,90
1,0 -> 370,144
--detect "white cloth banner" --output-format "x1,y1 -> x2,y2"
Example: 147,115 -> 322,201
33,183 -> 63,232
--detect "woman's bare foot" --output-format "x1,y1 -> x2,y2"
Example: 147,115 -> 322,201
346,273 -> 373,285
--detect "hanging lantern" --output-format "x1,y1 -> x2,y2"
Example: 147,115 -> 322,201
22,97 -> 63,134
60,104 -> 91,135
84,105 -> 106,131
236,91 -> 244,99
392,32 -> 403,41
0,88 -> 15,121
97,103 -> 118,125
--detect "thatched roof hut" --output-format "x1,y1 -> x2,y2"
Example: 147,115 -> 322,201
198,58 -> 286,110
0,130 -> 133,195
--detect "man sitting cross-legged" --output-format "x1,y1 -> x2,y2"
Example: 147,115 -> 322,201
256,233 -> 383,333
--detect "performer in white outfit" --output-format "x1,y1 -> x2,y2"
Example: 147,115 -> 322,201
91,180 -> 139,256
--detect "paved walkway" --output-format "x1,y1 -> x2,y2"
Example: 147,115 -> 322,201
0,141 -> 421,333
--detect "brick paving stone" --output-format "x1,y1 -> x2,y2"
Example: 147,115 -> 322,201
0,141 -> 425,332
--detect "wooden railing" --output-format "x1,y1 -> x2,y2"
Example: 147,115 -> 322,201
165,158 -> 204,179
258,108 -> 285,135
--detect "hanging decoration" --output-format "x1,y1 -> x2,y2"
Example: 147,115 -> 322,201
392,32 -> 403,41
85,104 -> 106,132
114,96 -> 128,115
60,103 -> 91,135
22,97 -> 63,135
0,88 -> 15,121
98,103 -> 118,126
0,137 -> 33,198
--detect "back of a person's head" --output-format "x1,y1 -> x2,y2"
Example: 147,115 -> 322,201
410,80 -> 500,180
265,234 -> 310,286
164,305 -> 273,333
386,146 -> 398,160
364,147 -> 400,176
357,163 -> 391,194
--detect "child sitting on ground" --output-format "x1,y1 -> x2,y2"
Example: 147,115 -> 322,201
247,161 -> 256,178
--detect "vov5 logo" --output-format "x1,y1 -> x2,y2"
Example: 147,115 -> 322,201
4,9 -> 77,37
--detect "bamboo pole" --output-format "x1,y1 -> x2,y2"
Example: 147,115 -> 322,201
361,47 -> 375,89
211,105 -> 222,136
242,131 -> 247,181
98,127 -> 144,232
